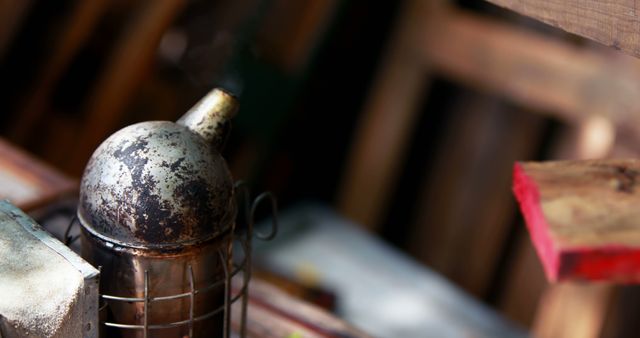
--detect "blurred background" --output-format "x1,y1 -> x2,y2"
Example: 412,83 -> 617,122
3,0 -> 640,337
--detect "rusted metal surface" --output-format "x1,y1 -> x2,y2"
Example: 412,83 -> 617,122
78,121 -> 235,247
78,89 -> 238,248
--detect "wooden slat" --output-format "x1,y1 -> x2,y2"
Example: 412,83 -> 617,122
422,10 -> 640,134
499,233 -> 547,327
408,93 -> 544,297
337,0 -> 440,231
485,0 -> 640,59
533,283 -> 613,338
8,0 -> 110,144
65,0 -> 186,175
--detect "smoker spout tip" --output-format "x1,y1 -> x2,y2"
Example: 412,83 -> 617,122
177,88 -> 239,144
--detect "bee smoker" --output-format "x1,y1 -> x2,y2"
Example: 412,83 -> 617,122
77,88 -> 266,337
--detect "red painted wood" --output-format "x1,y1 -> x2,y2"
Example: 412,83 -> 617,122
513,163 -> 561,281
513,162 -> 640,283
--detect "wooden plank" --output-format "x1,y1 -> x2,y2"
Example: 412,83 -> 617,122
599,285 -> 640,338
337,0 -> 440,231
408,94 -> 544,297
422,10 -> 640,134
485,0 -> 640,59
498,233 -> 547,327
533,283 -> 613,338
514,159 -> 640,282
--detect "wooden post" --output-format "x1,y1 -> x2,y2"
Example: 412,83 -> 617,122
337,0 -> 443,231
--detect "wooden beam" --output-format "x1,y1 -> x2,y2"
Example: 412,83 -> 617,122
499,233 -> 547,327
514,159 -> 640,282
533,283 -> 613,338
66,0 -> 185,175
337,0 -> 440,230
485,0 -> 640,59
9,0 -> 110,144
408,93 -> 544,297
422,10 -> 640,134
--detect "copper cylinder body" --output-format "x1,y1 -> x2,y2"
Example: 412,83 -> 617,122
81,227 -> 231,338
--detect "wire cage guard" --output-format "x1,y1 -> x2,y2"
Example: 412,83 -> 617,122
98,239 -> 246,338
66,182 -> 278,338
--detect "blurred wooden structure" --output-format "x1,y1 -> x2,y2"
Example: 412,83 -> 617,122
339,0 -> 640,337
8,0 -> 640,336
0,0 -> 338,178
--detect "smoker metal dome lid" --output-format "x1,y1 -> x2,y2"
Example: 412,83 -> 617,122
78,89 -> 238,249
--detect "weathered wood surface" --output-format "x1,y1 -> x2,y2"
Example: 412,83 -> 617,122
485,0 -> 640,59
514,159 -> 640,282
422,10 -> 640,136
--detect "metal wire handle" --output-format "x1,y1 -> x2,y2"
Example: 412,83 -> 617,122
234,180 -> 279,241
233,181 -> 279,337
250,192 -> 278,240
63,215 -> 80,245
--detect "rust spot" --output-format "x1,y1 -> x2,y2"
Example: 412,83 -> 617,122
113,137 -> 149,183
173,179 -> 215,237
170,157 -> 186,171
